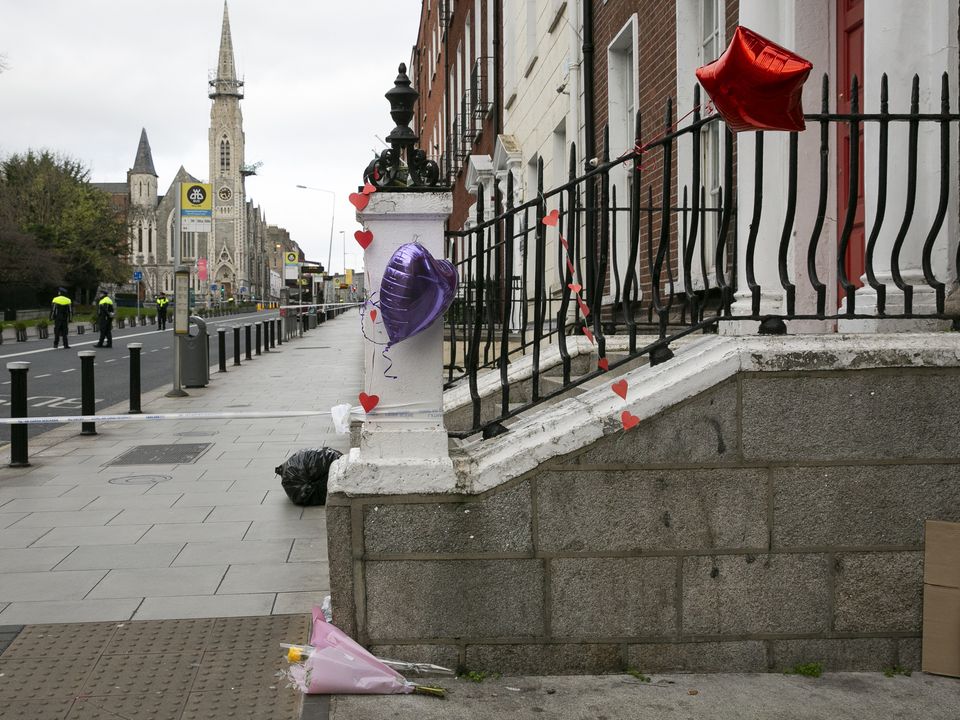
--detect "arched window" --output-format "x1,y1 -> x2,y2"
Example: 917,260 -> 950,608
220,136 -> 231,174
138,226 -> 143,253
148,227 -> 153,255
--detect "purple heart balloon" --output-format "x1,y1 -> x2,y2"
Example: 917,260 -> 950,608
379,243 -> 458,346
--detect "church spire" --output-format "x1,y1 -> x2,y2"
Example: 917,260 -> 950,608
132,128 -> 157,177
209,0 -> 243,98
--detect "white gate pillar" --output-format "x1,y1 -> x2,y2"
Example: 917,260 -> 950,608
330,190 -> 456,495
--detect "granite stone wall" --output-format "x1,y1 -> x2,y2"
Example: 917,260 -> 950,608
326,367 -> 960,674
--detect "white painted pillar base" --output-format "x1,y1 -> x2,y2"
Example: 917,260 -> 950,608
329,190 -> 457,496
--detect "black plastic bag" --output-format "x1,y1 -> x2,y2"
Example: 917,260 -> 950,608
276,448 -> 343,506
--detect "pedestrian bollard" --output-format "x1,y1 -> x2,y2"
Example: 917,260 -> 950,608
255,322 -> 262,355
244,324 -> 252,360
127,343 -> 142,414
217,328 -> 227,373
276,318 -> 283,346
7,362 -> 30,467
78,350 -> 97,436
262,322 -> 270,354
269,319 -> 276,349
233,326 -> 241,366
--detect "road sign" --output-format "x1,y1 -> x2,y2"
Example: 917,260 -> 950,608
174,270 -> 190,335
240,287 -> 247,294
210,284 -> 218,293
284,251 -> 300,280
133,271 -> 143,282
180,182 -> 213,232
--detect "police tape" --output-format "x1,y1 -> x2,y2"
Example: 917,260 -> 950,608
0,406 -> 443,426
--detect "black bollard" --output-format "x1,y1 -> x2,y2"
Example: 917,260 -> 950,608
127,343 -> 142,414
233,326 -> 241,366
7,361 -> 30,467
78,350 -> 97,436
217,328 -> 227,372
244,324 -> 252,360
276,318 -> 283,346
255,322 -> 262,355
269,319 -> 276,349
263,321 -> 269,353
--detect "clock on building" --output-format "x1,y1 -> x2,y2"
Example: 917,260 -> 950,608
218,186 -> 233,201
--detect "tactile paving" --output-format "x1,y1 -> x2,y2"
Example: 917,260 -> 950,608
211,614 -> 310,654
0,698 -> 73,720
181,688 -> 301,720
111,618 -> 215,655
0,657 -> 91,701
67,692 -> 187,720
191,650 -> 287,693
2,623 -> 117,659
80,652 -> 199,697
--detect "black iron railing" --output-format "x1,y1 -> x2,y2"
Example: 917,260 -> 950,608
444,73 -> 960,437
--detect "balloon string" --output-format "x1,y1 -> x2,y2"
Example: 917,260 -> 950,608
359,294 -> 389,347
624,103 -> 706,163
381,346 -> 397,380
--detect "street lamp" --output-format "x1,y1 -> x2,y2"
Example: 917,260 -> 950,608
294,185 -> 335,276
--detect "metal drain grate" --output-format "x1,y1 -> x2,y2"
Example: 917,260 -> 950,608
106,444 -> 211,466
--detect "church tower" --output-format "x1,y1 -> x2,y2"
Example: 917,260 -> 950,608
208,0 -> 247,299
127,128 -> 158,266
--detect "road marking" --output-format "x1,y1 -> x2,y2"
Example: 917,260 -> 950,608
150,349 -> 159,353
1,381 -> 9,385
162,346 -> 170,350
105,359 -> 117,363
35,374 -> 51,378
62,369 -> 76,373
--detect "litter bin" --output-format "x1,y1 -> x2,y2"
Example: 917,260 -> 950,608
308,311 -> 318,330
180,315 -> 210,387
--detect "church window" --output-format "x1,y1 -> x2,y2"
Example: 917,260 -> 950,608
138,226 -> 143,253
138,181 -> 142,198
148,227 -> 153,254
220,137 -> 231,174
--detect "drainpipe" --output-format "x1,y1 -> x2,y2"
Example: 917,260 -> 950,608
494,0 -> 502,136
568,0 -> 582,169
582,0 -> 595,166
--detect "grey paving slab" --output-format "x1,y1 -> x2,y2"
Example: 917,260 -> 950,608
171,539 -> 293,567
107,507 -> 213,525
300,506 -> 328,522
57,483 -> 153,497
137,521 -> 251,544
83,494 -> 181,510
86,565 -> 227,599
0,527 -> 53,548
0,569 -> 106,601
32,524 -> 151,547
12,509 -> 122,527
217,562 -> 328,594
204,503 -> 302,523
0,512 -> 29,529
144,480 -> 234,494
243,519 -> 328,541
288,539 -> 328,563
173,491 -> 267,507
0,496 -> 94,512
0,547 -> 74,572
133,593 -> 276,620
0,485 -> 73,500
273,591 -> 329,615
54,543 -> 184,570
0,598 -> 140,624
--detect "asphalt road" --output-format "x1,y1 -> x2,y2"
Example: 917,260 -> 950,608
0,310 -> 281,444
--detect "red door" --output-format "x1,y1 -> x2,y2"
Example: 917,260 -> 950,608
837,0 -> 865,299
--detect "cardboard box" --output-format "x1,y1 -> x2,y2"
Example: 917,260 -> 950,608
922,520 -> 960,677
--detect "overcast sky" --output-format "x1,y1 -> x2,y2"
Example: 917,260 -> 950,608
0,0 -> 422,274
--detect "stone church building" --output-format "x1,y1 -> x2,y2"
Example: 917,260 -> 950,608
95,2 -> 281,303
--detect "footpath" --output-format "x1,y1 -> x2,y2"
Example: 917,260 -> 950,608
1,310 -> 958,719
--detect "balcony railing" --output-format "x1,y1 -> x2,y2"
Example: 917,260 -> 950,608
443,73 -> 960,438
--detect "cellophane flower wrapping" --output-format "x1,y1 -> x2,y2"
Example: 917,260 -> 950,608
288,606 -> 413,695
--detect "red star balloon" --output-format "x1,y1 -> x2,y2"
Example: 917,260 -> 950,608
696,25 -> 813,133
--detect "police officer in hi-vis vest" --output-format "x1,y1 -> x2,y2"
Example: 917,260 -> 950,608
155,292 -> 169,330
50,287 -> 73,349
94,291 -> 115,348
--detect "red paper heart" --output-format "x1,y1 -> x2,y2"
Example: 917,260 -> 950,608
611,379 -> 628,400
598,358 -> 609,371
621,410 -> 640,431
349,192 -> 370,211
541,209 -> 560,227
362,182 -> 377,195
582,326 -> 595,344
355,230 -> 374,250
359,392 -> 379,413
576,296 -> 591,318
369,309 -> 378,322
568,283 -> 582,294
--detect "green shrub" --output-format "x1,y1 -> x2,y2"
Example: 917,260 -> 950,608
785,662 -> 823,678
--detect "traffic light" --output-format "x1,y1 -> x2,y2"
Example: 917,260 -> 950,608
220,286 -> 225,299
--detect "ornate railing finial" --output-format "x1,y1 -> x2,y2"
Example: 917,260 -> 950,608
364,63 -> 443,190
